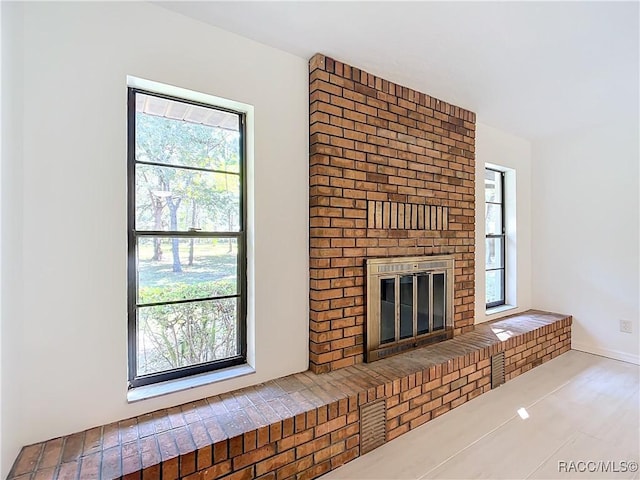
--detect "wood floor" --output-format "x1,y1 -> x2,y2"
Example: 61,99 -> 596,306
321,350 -> 640,479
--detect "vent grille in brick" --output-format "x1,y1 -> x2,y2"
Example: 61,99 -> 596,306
491,352 -> 506,388
360,399 -> 386,454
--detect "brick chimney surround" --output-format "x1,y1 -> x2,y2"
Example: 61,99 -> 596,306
309,53 -> 476,373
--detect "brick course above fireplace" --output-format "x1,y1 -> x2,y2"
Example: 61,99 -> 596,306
309,54 -> 477,374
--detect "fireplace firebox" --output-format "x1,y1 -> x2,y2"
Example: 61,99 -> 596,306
365,255 -> 455,362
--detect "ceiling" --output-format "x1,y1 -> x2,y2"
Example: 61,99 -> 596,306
158,1 -> 639,140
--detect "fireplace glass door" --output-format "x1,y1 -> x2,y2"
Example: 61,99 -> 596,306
380,278 -> 395,344
433,273 -> 446,331
378,272 -> 447,345
366,255 -> 454,362
417,274 -> 430,335
399,275 -> 414,340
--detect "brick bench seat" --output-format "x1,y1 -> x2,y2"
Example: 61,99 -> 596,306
9,310 -> 572,480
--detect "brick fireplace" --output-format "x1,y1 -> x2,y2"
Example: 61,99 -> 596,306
8,54 -> 574,480
309,54 -> 476,373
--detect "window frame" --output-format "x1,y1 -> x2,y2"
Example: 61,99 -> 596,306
485,167 -> 506,309
127,87 -> 247,389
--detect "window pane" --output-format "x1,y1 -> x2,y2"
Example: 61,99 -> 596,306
399,276 -> 413,339
137,298 -> 239,376
137,237 -> 237,304
135,164 -> 240,232
486,269 -> 504,305
486,237 -> 504,269
417,274 -> 430,335
433,273 -> 446,331
135,93 -> 240,173
485,203 -> 503,235
485,169 -> 502,203
380,278 -> 395,344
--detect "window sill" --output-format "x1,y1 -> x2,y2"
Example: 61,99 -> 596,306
486,304 -> 517,316
127,364 -> 255,403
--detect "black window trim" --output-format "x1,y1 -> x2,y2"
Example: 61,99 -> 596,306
127,87 -> 247,389
486,167 -> 506,309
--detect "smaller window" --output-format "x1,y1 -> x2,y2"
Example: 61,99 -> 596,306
485,168 -> 506,308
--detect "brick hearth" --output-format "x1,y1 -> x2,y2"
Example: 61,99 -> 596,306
9,311 -> 571,480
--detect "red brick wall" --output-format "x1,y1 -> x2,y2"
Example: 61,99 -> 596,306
504,325 -> 572,381
309,54 -> 477,373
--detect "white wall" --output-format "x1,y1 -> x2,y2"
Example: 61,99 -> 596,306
475,122 -> 533,323
532,122 -> 639,365
0,0 -> 4,472
0,0 -> 3,471
1,1 -> 25,476
1,2 -> 309,476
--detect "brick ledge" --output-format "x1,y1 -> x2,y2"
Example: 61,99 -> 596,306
9,310 -> 572,480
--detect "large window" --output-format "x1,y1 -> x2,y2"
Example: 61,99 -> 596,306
485,168 -> 506,308
127,89 -> 246,388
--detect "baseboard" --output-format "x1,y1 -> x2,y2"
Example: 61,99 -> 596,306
572,342 -> 640,365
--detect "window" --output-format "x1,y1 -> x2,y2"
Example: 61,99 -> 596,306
127,88 -> 246,388
485,168 -> 505,308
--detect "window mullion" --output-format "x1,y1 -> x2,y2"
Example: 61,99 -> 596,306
134,231 -> 243,238
137,293 -> 241,308
135,159 -> 240,177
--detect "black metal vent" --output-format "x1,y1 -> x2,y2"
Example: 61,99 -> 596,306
491,352 -> 505,388
360,399 -> 386,454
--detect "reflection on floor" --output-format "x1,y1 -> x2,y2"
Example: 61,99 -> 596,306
321,350 -> 640,479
